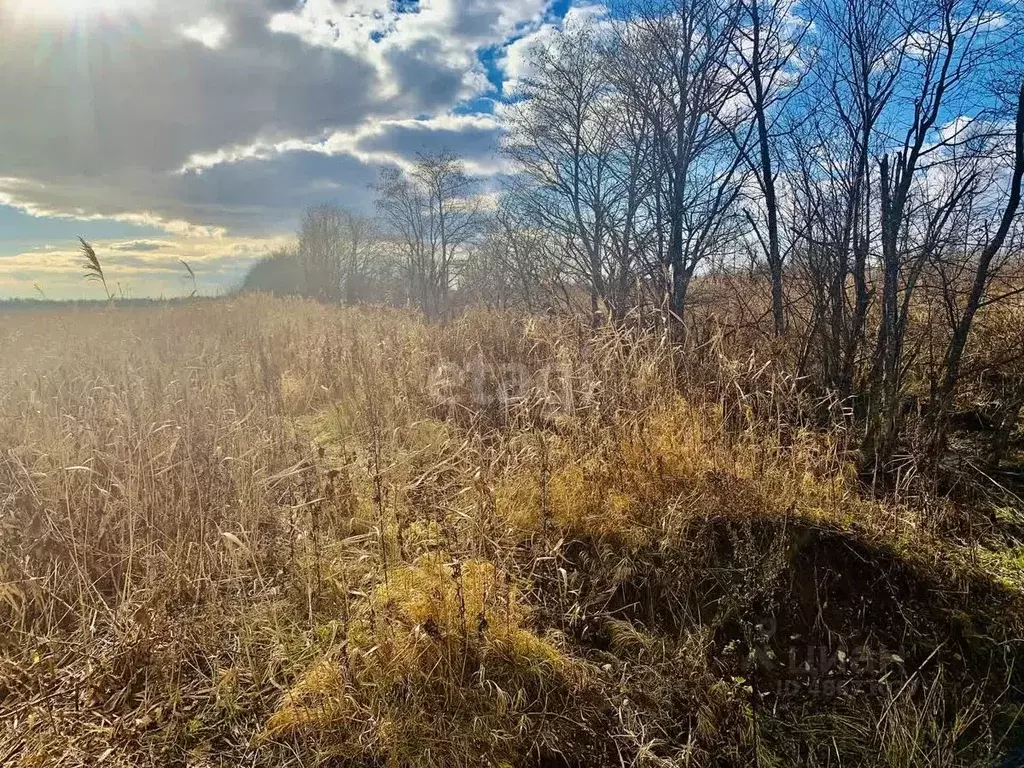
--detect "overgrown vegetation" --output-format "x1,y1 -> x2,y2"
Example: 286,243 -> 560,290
4,3 -> 1024,764
1,295 -> 1022,766
239,0 -> 1024,487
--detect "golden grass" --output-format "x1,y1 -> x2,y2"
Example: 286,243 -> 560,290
0,295 -> 1021,767
494,397 -> 867,548
266,555 -> 589,767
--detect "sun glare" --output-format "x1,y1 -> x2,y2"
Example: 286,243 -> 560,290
6,0 -> 151,25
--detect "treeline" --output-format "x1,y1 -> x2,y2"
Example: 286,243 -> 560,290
242,0 -> 1024,482
242,154 -> 484,314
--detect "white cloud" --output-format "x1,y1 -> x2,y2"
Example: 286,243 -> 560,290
0,179 -> 227,238
499,2 -> 609,93
267,0 -> 549,104
181,17 -> 229,49
179,112 -> 508,179
108,240 -> 175,251
0,0 -> 543,239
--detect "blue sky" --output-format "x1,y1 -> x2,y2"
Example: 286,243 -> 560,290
0,0 -> 589,299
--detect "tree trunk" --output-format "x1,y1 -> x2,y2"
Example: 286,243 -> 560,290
929,80 -> 1024,463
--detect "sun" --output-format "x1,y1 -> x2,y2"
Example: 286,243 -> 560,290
4,0 -> 152,25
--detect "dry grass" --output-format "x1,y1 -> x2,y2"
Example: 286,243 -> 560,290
0,295 -> 1022,767
265,554 -> 591,767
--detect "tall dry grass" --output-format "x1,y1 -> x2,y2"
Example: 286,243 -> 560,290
0,295 -> 1021,767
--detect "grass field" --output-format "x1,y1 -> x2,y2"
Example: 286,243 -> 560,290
1,295 -> 1023,767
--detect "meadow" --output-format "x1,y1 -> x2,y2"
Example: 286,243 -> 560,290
1,295 -> 1022,767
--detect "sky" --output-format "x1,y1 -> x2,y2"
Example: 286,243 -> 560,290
0,0 -> 591,299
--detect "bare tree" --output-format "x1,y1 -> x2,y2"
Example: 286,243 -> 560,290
462,202 -> 564,312
297,204 -> 347,302
377,152 -> 482,318
790,0 -> 913,403
619,0 -> 748,332
728,0 -> 812,335
862,0 -> 1012,470
294,204 -> 383,304
339,210 -> 382,304
504,27 -> 624,321
927,79 -> 1024,461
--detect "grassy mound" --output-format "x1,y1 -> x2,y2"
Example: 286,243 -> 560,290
266,555 -> 593,767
